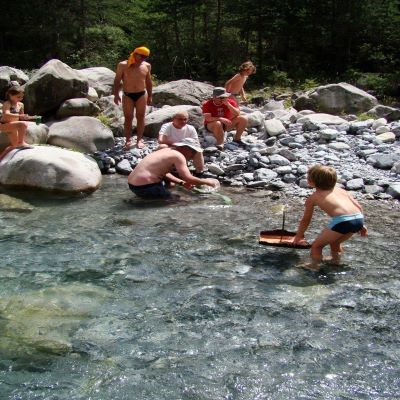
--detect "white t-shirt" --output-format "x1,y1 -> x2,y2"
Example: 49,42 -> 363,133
159,122 -> 200,144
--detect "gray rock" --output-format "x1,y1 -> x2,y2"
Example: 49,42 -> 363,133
208,163 -> 225,175
375,132 -> 396,143
56,98 -> 100,118
152,79 -> 213,107
0,146 -> 101,193
328,142 -> 351,151
24,59 -> 88,115
294,82 -> 378,114
367,153 -> 400,170
116,159 -> 133,175
363,185 -> 384,195
265,118 -> 287,137
346,178 -> 364,191
269,154 -> 291,166
47,116 -> 115,153
386,183 -> 400,199
319,128 -> 338,141
78,66 -> 115,97
253,168 -> 278,181
0,66 -> 29,99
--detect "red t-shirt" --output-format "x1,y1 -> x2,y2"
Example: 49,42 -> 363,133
202,97 -> 238,121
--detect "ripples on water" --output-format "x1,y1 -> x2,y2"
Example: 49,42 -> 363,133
0,175 -> 399,399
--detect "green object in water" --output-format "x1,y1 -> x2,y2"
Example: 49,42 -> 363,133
191,186 -> 233,205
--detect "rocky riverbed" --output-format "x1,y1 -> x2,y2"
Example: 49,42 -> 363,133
92,107 -> 400,201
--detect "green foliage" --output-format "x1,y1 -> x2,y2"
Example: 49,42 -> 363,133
96,114 -> 111,127
268,71 -> 294,88
300,79 -> 320,91
344,70 -> 400,98
0,0 -> 399,105
357,112 -> 375,121
67,25 -> 130,70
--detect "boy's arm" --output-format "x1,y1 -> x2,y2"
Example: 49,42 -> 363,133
293,196 -> 315,243
240,88 -> 246,101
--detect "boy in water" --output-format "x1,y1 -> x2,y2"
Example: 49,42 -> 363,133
113,46 -> 153,149
293,164 -> 368,264
225,61 -> 256,103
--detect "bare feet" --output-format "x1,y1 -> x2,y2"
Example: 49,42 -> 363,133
17,142 -> 33,149
136,139 -> 145,149
296,260 -> 321,271
125,139 -> 132,149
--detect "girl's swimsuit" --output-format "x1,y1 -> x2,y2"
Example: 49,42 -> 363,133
328,213 -> 364,234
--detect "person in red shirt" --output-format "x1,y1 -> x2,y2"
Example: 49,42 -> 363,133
202,87 -> 248,149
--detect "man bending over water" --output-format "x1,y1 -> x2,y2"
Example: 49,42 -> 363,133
128,138 -> 219,200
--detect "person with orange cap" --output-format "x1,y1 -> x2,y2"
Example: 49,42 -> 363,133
113,46 -> 153,149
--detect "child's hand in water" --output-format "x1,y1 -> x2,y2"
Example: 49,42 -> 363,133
359,226 -> 368,237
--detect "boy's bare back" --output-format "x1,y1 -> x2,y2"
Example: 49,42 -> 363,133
225,73 -> 248,95
309,186 -> 363,217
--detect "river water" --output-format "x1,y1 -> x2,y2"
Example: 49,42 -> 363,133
0,175 -> 399,399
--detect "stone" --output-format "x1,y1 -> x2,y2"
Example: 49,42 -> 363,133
265,118 -> 287,137
47,116 -> 115,153
346,178 -> 364,191
0,146 -> 102,193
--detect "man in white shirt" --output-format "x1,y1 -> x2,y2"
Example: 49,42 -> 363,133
158,111 -> 205,176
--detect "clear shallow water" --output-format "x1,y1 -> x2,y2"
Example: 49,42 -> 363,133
0,176 -> 399,399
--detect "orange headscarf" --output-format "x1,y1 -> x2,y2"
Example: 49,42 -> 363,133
127,46 -> 150,66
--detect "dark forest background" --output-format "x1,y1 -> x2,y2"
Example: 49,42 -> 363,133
1,0 -> 399,99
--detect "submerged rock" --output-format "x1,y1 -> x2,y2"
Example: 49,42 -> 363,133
0,193 -> 34,212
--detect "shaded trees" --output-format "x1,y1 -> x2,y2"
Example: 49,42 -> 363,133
1,0 -> 399,95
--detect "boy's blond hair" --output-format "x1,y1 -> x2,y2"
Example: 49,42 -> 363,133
307,164 -> 337,190
239,61 -> 256,73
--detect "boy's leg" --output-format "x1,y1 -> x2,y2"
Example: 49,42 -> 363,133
134,94 -> 148,149
329,233 -> 354,263
311,228 -> 346,262
122,96 -> 135,148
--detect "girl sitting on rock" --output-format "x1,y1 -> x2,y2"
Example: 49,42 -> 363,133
0,84 -> 33,159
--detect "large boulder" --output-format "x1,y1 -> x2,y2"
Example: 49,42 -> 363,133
143,105 -> 203,138
47,116 -> 115,153
294,82 -> 378,115
152,79 -> 213,107
0,146 -> 102,193
78,67 -> 115,97
23,59 -> 88,116
56,98 -> 100,119
0,121 -> 48,151
0,66 -> 29,99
